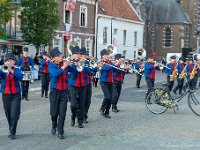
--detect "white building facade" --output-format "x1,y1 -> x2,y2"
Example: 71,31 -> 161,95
96,15 -> 144,60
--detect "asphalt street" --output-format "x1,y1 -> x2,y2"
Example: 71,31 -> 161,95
0,73 -> 200,150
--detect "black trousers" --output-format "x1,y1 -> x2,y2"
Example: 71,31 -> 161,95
41,73 -> 50,96
173,76 -> 184,94
187,77 -> 195,90
70,86 -> 86,124
194,74 -> 198,88
93,78 -> 99,87
21,81 -> 29,98
136,74 -> 142,87
49,89 -> 68,134
111,81 -> 122,109
100,82 -> 113,115
2,93 -> 21,135
145,77 -> 155,92
84,83 -> 92,119
167,76 -> 174,92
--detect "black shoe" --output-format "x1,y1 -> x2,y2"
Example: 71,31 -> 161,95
41,94 -> 44,97
10,135 -> 16,140
71,120 -> 75,126
78,123 -> 83,128
137,86 -> 141,88
51,128 -> 56,135
45,96 -> 48,98
58,134 -> 65,139
112,108 -> 120,113
173,90 -> 177,95
8,135 -> 11,138
22,97 -> 25,100
25,97 -> 29,101
104,114 -> 111,118
83,119 -> 88,124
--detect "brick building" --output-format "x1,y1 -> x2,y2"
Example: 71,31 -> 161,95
55,0 -> 96,56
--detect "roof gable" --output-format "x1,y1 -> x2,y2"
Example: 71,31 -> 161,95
98,0 -> 141,22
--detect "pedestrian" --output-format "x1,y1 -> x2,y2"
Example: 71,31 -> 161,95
133,57 -> 143,88
1,52 -> 23,140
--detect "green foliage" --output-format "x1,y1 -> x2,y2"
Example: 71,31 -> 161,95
0,0 -> 15,33
20,0 -> 59,49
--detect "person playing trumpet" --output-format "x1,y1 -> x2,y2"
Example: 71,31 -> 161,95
69,46 -> 92,128
111,54 -> 129,113
166,56 -> 177,92
144,54 -> 160,94
133,57 -> 143,88
40,51 -> 50,98
173,57 -> 185,95
1,53 -> 23,140
98,49 -> 114,118
49,47 -> 70,139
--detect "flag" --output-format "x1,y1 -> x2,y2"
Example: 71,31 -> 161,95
65,0 -> 76,12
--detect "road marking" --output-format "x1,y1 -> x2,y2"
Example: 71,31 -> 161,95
29,87 -> 41,92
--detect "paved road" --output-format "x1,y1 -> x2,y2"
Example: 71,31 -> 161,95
0,73 -> 200,150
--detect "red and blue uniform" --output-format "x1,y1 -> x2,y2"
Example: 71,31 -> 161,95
177,63 -> 185,75
100,63 -> 114,83
49,61 -> 69,135
144,62 -> 160,79
18,57 -> 34,69
40,59 -> 50,74
49,62 -> 69,90
186,64 -> 195,74
0,68 -> 23,93
166,63 -> 176,77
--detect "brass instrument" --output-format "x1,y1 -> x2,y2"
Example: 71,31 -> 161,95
179,65 -> 187,79
1,64 -> 11,73
136,48 -> 146,59
190,63 -> 198,80
170,64 -> 178,81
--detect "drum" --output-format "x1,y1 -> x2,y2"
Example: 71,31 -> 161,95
22,71 -> 32,81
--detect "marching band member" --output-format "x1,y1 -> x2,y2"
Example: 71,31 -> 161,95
1,53 -> 23,140
166,56 -> 177,92
40,51 -> 50,98
69,46 -> 92,128
193,56 -> 199,89
49,47 -> 70,139
144,54 -> 160,94
111,54 -> 127,113
173,57 -> 185,95
133,57 -> 143,88
98,49 -> 114,118
186,57 -> 196,90
18,47 -> 34,100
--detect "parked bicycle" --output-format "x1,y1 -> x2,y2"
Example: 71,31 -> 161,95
145,79 -> 200,116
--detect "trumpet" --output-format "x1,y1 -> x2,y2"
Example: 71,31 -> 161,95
1,64 -> 11,73
153,61 -> 171,70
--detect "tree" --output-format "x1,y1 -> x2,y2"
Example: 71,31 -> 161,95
0,0 -> 14,34
20,0 -> 59,52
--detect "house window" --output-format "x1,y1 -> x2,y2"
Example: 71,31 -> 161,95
85,39 -> 92,54
54,39 -> 59,45
103,27 -> 107,44
134,31 -> 137,46
80,6 -> 87,27
123,30 -> 126,45
65,10 -> 71,24
164,27 -> 172,47
74,37 -> 81,48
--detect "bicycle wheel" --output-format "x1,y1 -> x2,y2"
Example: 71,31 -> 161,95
145,88 -> 168,114
188,90 -> 200,116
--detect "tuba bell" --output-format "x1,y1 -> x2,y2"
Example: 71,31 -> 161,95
136,48 -> 146,59
105,44 -> 118,56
